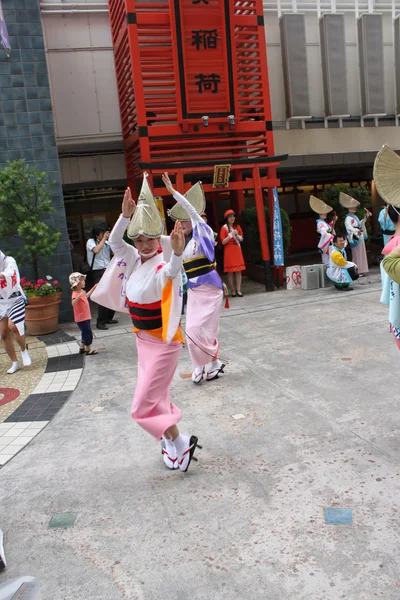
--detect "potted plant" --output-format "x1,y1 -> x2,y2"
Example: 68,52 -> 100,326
0,160 -> 62,334
20,276 -> 62,335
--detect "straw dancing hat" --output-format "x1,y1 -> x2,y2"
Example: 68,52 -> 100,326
168,181 -> 206,221
309,195 -> 333,215
373,144 -> 400,208
339,192 -> 360,209
127,172 -> 164,239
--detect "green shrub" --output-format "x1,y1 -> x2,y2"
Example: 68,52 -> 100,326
241,206 -> 291,265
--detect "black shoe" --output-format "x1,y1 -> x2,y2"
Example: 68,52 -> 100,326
96,324 -> 108,330
107,320 -> 119,324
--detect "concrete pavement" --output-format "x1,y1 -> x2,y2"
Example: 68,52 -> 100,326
1,278 -> 400,599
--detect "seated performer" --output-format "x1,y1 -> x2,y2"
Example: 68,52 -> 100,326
340,192 -> 371,277
327,235 -> 359,290
374,144 -> 400,350
309,195 -> 337,265
92,174 -> 200,472
163,173 -> 225,384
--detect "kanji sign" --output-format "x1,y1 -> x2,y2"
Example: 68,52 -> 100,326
213,164 -> 231,188
172,0 -> 235,120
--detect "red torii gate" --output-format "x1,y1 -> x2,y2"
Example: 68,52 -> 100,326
108,0 -> 287,290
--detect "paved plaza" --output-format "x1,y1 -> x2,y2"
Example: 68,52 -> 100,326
1,277 -> 400,599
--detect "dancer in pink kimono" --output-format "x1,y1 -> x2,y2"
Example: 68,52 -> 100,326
162,173 -> 225,384
340,192 -> 370,277
92,174 -> 200,472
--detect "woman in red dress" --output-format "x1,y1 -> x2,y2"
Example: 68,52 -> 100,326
220,209 -> 246,297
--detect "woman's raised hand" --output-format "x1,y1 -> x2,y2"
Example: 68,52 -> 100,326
122,187 -> 136,218
162,172 -> 175,195
170,220 -> 185,256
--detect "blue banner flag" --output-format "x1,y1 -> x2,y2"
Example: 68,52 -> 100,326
0,1 -> 11,54
272,187 -> 284,267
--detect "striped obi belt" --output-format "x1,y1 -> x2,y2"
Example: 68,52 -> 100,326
183,255 -> 216,280
127,299 -> 162,331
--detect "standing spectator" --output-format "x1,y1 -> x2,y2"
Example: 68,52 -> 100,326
86,226 -> 118,330
220,209 -> 246,297
0,250 -> 31,374
378,204 -> 396,247
70,272 -> 98,356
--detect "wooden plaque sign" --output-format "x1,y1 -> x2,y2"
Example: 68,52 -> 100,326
213,164 -> 231,188
171,0 -> 235,121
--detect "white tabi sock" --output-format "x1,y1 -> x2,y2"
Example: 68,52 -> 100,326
173,433 -> 191,471
191,366 -> 204,384
21,349 -> 32,367
7,361 -> 21,374
163,438 -> 178,470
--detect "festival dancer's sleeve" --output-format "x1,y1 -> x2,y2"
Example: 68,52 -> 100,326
156,252 -> 184,344
317,221 -> 333,252
0,257 -> 21,300
344,216 -> 360,237
236,225 -> 244,242
161,235 -> 172,261
331,250 -> 355,269
382,252 -> 400,284
172,191 -> 216,262
109,215 -> 139,260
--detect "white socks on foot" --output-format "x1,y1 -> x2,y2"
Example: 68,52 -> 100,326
21,349 -> 32,367
192,366 -> 204,384
7,350 -> 32,374
7,361 -> 21,374
163,438 -> 178,470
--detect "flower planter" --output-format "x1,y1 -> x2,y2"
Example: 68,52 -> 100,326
25,292 -> 62,336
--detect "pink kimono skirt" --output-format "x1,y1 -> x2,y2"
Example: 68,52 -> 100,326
352,236 -> 369,274
131,331 -> 182,440
186,284 -> 223,369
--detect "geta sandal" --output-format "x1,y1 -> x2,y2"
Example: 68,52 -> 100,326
178,436 -> 202,472
85,349 -> 98,355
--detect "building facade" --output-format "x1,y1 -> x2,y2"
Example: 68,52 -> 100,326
1,0 -> 400,287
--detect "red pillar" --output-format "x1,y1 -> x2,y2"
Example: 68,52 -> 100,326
211,192 -> 219,233
234,171 -> 245,215
253,167 -> 274,291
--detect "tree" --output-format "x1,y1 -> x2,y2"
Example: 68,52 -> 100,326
0,160 -> 61,280
241,206 -> 291,264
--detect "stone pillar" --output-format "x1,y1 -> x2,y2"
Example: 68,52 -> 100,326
0,0 -> 73,321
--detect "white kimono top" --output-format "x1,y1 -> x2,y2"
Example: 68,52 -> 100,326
326,245 -> 356,285
344,214 -> 366,247
91,216 -> 183,344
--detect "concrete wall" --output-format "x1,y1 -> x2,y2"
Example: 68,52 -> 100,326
0,0 -> 72,321
40,7 -> 121,150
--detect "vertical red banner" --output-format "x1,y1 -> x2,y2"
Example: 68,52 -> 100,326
171,0 -> 235,120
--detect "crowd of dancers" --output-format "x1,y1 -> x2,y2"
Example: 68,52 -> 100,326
2,147 -> 400,473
